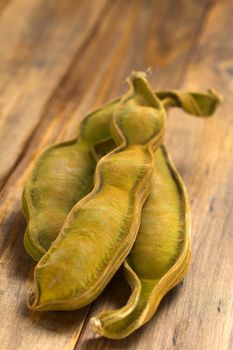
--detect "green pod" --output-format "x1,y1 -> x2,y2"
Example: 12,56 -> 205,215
91,145 -> 191,339
23,100 -> 117,261
27,72 -> 167,311
90,89 -> 221,339
23,83 -> 220,262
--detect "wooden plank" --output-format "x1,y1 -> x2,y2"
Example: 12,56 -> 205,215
0,0 -> 228,349
164,1 -> 233,349
74,1 -> 233,349
0,0 -> 110,188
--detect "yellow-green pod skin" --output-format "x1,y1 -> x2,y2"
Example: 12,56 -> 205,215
91,145 -> 191,339
27,72 -> 167,311
22,100 -> 117,261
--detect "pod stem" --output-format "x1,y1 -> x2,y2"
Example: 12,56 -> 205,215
158,89 -> 222,117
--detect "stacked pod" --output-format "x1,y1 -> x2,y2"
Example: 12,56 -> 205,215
22,72 -> 220,339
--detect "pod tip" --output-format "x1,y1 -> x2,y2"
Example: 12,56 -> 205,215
128,70 -> 151,84
90,317 -> 103,337
208,88 -> 223,104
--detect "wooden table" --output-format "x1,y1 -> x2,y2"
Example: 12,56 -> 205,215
0,1 -> 232,349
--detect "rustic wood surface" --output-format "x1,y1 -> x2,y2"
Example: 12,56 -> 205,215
0,0 -> 232,349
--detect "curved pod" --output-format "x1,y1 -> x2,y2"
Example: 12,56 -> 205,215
91,145 -> 191,339
23,101 -> 117,261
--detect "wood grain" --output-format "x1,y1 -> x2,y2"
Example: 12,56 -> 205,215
0,0 -> 110,188
0,0 -> 232,349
